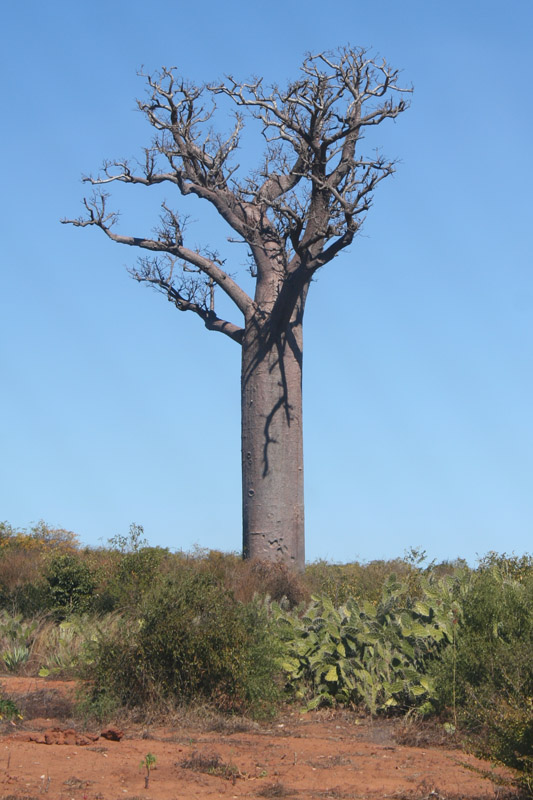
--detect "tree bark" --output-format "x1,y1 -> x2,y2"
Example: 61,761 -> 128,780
241,312 -> 305,571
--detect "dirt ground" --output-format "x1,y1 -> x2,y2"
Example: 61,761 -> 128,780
0,676 -> 522,800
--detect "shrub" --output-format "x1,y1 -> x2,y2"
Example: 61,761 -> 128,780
0,520 -> 79,552
87,569 -> 282,718
429,555 -> 533,785
106,546 -> 168,610
46,553 -> 96,617
0,533 -> 48,614
96,523 -> 171,611
234,559 -> 307,607
0,579 -> 49,617
304,558 -> 414,606
0,521 -> 82,615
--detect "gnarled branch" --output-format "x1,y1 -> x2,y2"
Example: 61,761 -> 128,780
61,191 -> 254,325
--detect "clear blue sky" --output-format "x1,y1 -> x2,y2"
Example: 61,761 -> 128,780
1,1 -> 532,564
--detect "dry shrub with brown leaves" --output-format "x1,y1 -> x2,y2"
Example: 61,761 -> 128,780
233,560 -> 308,606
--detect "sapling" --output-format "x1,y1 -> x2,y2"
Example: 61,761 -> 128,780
140,752 -> 156,788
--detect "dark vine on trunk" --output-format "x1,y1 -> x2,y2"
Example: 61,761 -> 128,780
63,46 -> 411,570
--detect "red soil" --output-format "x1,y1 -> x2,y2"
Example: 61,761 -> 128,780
0,676 -> 521,800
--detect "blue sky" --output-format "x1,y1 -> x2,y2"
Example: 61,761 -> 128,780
1,1 -> 532,564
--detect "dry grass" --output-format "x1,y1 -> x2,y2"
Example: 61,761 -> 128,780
179,751 -> 243,781
0,796 -> 41,800
168,701 -> 260,733
99,700 -> 263,735
394,717 -> 461,750
386,792 -> 526,800
306,754 -> 353,769
12,688 -> 75,721
201,714 -> 260,734
312,791 -> 525,800
0,549 -> 45,593
257,781 -> 298,797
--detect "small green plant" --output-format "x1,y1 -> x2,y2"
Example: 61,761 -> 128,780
2,645 -> 30,672
0,611 -> 39,646
0,611 -> 39,673
140,752 -> 156,788
0,694 -> 22,721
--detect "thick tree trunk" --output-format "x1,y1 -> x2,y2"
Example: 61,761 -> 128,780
241,314 -> 305,571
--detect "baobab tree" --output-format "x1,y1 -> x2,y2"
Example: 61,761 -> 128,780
63,46 -> 410,571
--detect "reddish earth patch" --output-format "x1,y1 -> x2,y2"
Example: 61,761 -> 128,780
0,675 -> 521,799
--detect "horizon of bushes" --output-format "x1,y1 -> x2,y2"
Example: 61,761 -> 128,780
1,519 -> 532,793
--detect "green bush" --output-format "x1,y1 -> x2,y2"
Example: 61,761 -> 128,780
429,556 -> 533,784
46,553 -> 96,617
106,547 -> 168,610
1,581 -> 49,617
0,693 -> 22,720
86,569 -> 282,718
93,523 -> 171,612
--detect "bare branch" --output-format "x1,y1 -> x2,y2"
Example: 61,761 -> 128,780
129,255 -> 244,343
208,46 -> 410,278
62,192 -> 254,318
